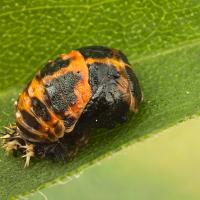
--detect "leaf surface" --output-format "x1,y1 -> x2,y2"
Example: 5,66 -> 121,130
0,0 -> 200,199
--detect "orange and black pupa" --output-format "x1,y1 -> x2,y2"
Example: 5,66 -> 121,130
1,46 -> 143,167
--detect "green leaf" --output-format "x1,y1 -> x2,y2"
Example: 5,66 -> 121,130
0,0 -> 200,199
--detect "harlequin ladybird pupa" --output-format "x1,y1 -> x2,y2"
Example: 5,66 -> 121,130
1,46 -> 143,167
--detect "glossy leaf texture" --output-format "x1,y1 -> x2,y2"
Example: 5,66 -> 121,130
0,0 -> 200,199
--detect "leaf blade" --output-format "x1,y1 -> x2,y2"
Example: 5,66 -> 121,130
0,0 -> 200,199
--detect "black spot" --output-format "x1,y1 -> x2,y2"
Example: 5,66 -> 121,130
125,66 -> 142,104
55,58 -> 71,68
63,115 -> 76,128
78,46 -> 113,59
31,97 -> 51,121
81,82 -> 129,129
20,110 -> 40,130
81,60 -> 130,129
45,72 -> 81,115
87,62 -> 120,94
40,58 -> 71,78
17,122 -> 41,141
